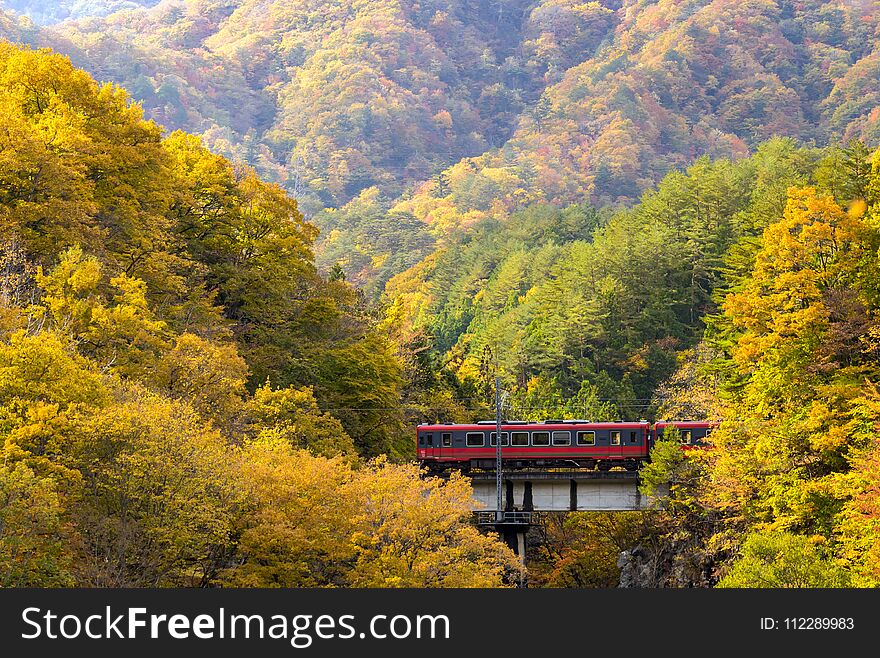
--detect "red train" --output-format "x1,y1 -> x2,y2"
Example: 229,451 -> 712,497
416,419 -> 717,472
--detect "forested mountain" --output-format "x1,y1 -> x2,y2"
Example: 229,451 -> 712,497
1,0 -> 878,289
3,1 -> 880,590
17,0 -> 548,210
397,0 -> 879,218
384,138 -> 843,421
0,1 -> 160,25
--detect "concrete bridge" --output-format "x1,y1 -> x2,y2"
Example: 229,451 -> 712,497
434,469 -> 665,568
467,470 -> 661,513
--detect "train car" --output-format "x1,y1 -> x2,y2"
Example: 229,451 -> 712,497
651,420 -> 718,450
416,420 -> 650,473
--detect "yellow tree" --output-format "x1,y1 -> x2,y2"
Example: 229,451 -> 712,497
0,329 -> 108,585
153,332 -> 250,436
709,186 -> 879,535
33,246 -> 169,379
70,383 -> 242,587
0,329 -> 105,475
224,440 -> 521,588
222,437 -> 359,587
0,461 -> 75,587
833,384 -> 880,586
347,459 -> 522,587
247,382 -> 357,457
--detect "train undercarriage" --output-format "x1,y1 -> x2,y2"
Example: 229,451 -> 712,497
424,457 -> 645,474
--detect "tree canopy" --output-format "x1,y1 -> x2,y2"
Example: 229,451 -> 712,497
0,43 -> 519,587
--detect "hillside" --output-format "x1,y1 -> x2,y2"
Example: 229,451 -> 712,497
0,37 -> 416,457
394,0 -> 880,221
3,27 -> 880,590
30,0 -> 550,210
384,138 -> 827,418
2,1 -> 878,289
0,1 -> 160,25
629,140 -> 880,588
0,43 -> 522,588
32,1 -> 880,205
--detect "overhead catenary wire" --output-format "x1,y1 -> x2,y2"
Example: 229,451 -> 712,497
319,396 -> 682,411
322,398 -> 675,409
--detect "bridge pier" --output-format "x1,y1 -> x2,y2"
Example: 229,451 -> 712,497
475,510 -> 531,585
465,470 -> 663,587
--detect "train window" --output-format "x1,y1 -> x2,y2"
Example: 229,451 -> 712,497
681,430 -> 692,445
552,431 -> 571,446
418,435 -> 425,446
532,432 -> 550,446
610,431 -> 621,445
577,431 -> 595,446
511,432 -> 529,446
489,432 -> 510,446
629,431 -> 638,443
426,433 -> 433,446
442,433 -> 452,447
466,432 -> 485,447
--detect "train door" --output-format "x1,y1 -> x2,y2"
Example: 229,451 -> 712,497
440,431 -> 452,461
609,428 -> 623,461
624,426 -> 641,461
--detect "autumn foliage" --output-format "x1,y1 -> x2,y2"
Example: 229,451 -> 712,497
2,0 -> 880,588
0,44 -> 519,587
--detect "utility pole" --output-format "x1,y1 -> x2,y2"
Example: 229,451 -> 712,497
495,376 -> 503,522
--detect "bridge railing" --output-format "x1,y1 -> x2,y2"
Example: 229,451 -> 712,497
475,510 -> 533,526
